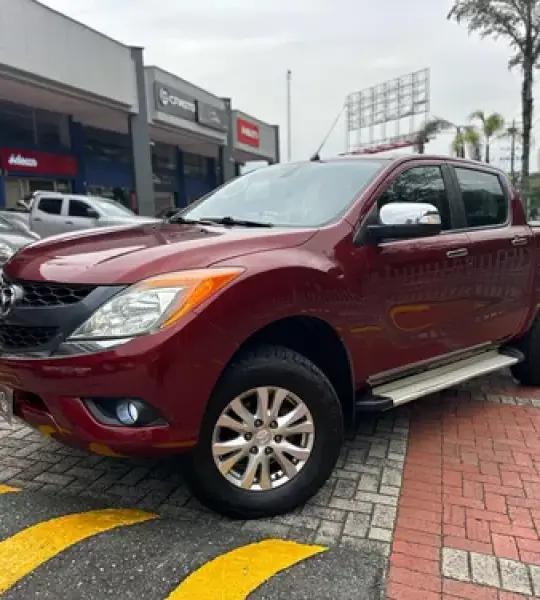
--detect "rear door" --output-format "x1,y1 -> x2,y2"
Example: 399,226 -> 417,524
449,164 -> 534,346
66,198 -> 99,231
31,196 -> 66,237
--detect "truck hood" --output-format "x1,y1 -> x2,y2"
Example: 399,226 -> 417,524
5,222 -> 316,285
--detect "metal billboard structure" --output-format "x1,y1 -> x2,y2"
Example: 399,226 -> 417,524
345,69 -> 430,154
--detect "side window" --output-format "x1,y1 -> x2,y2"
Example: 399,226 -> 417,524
37,197 -> 62,215
454,168 -> 508,229
69,199 -> 92,218
378,166 -> 451,230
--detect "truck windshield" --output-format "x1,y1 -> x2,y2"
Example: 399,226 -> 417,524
90,198 -> 136,218
181,160 -> 388,227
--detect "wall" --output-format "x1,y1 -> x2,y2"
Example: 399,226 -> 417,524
233,110 -> 278,162
0,0 -> 138,109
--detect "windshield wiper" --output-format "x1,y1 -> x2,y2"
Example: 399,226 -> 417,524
168,215 -> 211,225
198,216 -> 274,228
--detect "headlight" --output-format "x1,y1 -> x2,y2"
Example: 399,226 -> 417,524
0,243 -> 15,266
68,267 -> 244,340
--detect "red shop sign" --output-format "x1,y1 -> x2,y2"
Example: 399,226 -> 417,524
0,148 -> 78,177
236,118 -> 260,148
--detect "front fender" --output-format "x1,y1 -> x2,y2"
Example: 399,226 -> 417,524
202,247 -> 356,351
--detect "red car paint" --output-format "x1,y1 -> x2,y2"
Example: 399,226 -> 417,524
0,155 -> 538,457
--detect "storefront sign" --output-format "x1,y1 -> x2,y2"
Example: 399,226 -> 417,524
237,118 -> 260,148
154,81 -> 196,122
0,149 -> 78,176
197,102 -> 228,132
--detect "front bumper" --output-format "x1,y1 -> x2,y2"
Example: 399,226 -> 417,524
0,313 -> 236,458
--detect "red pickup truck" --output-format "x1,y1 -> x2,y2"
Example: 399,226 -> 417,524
0,154 -> 538,519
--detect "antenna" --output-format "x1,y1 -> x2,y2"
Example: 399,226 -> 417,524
286,70 -> 292,162
310,104 -> 346,161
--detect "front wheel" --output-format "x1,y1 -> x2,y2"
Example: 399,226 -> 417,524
183,344 -> 344,519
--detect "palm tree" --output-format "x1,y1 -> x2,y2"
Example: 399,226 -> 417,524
454,126 -> 482,160
448,1 -> 540,188
468,111 -> 505,163
499,123 -> 524,183
415,117 -> 481,159
415,118 -> 453,154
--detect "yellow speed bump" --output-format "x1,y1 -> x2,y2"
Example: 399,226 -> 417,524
0,484 -> 20,495
166,538 -> 326,600
0,508 -> 157,594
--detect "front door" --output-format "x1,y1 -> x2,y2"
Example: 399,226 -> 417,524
66,198 -> 99,231
344,163 -> 477,383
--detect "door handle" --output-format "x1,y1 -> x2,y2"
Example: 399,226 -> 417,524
65,221 -> 73,225
33,217 -> 41,222
446,248 -> 468,258
511,236 -> 529,246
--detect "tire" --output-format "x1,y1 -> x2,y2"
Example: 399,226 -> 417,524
183,344 -> 344,519
511,315 -> 540,386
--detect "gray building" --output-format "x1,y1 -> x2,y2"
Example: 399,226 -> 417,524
0,0 -> 280,217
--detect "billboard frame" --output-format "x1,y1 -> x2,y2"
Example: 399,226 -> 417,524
346,68 -> 430,153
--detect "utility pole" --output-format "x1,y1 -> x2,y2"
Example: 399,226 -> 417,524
286,70 -> 292,162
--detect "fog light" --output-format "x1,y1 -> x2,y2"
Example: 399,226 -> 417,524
84,397 -> 165,427
116,400 -> 147,426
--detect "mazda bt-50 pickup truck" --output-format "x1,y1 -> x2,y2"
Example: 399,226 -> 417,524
0,155 -> 538,519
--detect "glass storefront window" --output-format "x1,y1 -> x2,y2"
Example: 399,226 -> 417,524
184,152 -> 208,177
0,101 -> 35,147
84,127 -> 132,165
0,101 -> 67,150
35,109 -> 66,149
152,143 -> 176,172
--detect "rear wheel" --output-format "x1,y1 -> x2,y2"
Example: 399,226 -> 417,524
511,316 -> 540,386
183,344 -> 344,519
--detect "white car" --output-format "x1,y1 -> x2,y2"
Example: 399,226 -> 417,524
1,192 -> 159,238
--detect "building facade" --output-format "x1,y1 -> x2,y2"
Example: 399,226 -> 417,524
0,0 -> 280,216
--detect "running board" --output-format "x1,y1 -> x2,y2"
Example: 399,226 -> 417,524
357,349 -> 521,411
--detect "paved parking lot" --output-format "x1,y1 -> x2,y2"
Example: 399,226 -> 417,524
1,371 -> 540,598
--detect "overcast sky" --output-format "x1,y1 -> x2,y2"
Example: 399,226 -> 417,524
42,0 -> 534,169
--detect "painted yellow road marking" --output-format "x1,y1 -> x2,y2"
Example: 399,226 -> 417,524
166,538 -> 326,600
0,484 -> 20,495
0,508 -> 157,594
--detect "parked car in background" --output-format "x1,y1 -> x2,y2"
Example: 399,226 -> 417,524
0,192 -> 159,238
0,214 -> 40,268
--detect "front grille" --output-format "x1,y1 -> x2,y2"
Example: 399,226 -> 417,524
18,281 -> 95,307
0,324 -> 58,349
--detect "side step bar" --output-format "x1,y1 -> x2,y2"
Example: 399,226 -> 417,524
356,349 -> 521,412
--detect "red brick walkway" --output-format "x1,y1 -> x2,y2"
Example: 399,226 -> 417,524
387,378 -> 540,599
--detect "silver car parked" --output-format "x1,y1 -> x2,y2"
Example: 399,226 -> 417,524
1,192 -> 159,238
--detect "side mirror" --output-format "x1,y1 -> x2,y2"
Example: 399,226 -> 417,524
366,202 -> 442,243
87,209 -> 99,219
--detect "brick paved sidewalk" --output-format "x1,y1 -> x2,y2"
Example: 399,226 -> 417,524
1,371 -> 540,598
387,375 -> 540,599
